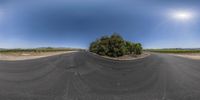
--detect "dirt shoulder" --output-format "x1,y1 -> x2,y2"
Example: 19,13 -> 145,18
0,51 -> 77,61
99,52 -> 150,61
168,53 -> 200,60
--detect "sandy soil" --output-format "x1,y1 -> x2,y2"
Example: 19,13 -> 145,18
0,51 -> 77,61
100,52 -> 150,61
169,53 -> 200,60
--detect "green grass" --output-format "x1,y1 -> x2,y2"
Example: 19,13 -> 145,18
145,49 -> 200,53
0,47 -> 82,53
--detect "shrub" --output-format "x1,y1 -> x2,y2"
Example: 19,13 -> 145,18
106,33 -> 126,57
89,33 -> 142,57
133,43 -> 143,55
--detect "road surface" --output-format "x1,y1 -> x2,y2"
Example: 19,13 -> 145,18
0,51 -> 200,100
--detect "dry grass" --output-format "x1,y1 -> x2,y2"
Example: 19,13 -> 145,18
0,51 -> 77,61
170,53 -> 200,60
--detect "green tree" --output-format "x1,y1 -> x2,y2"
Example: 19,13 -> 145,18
133,43 -> 142,55
89,33 -> 143,57
125,41 -> 134,54
107,33 -> 126,57
89,39 -> 99,53
99,36 -> 109,55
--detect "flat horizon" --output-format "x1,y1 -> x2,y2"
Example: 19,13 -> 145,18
0,0 -> 200,48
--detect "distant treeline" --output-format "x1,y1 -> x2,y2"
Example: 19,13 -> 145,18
0,47 -> 82,53
146,49 -> 200,53
89,33 -> 143,57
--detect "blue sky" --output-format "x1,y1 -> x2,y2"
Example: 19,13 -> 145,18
0,0 -> 200,49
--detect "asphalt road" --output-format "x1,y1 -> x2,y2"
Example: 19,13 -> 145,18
0,51 -> 200,100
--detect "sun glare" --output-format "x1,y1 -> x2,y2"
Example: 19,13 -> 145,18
171,11 -> 194,21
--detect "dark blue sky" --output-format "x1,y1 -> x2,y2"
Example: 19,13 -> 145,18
0,0 -> 200,49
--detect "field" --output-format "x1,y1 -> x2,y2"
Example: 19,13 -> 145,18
0,48 -> 81,53
0,48 -> 81,60
146,49 -> 200,53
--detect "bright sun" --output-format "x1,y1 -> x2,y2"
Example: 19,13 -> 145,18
171,11 -> 194,21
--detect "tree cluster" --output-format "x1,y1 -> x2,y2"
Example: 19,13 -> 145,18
89,33 -> 142,57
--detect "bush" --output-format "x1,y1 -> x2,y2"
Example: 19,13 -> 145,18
89,33 -> 142,57
133,43 -> 143,55
106,34 -> 126,57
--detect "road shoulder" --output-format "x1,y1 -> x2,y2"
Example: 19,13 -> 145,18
0,51 -> 78,61
168,53 -> 200,60
89,52 -> 150,61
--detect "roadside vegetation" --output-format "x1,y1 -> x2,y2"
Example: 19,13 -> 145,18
89,33 -> 143,57
146,49 -> 200,53
0,47 -> 81,53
